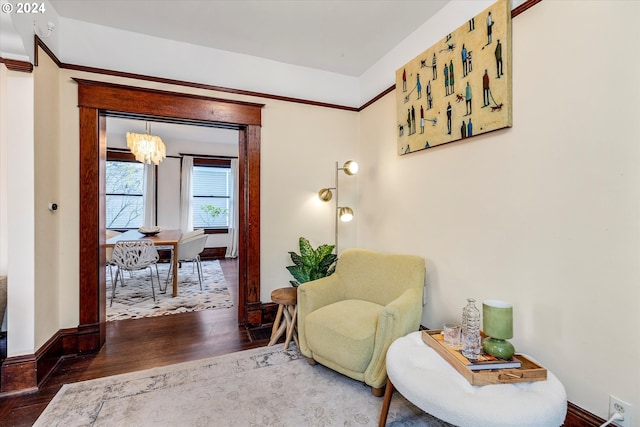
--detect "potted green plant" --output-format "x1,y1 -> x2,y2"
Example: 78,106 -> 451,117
286,237 -> 337,287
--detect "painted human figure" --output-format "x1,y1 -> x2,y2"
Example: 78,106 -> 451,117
467,118 -> 473,137
420,105 -> 425,134
495,40 -> 503,78
486,11 -> 493,45
449,60 -> 455,94
416,74 -> 422,99
407,109 -> 411,134
483,69 -> 490,106
432,53 -> 437,80
411,106 -> 416,135
465,81 -> 472,115
444,64 -> 449,95
402,69 -> 407,92
426,80 -> 432,109
461,44 -> 468,77
469,17 -> 475,31
446,102 -> 452,135
467,51 -> 473,73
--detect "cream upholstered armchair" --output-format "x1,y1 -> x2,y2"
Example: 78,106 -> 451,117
297,248 -> 425,396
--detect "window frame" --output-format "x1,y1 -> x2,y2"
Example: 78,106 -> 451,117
191,157 -> 232,234
105,150 -> 146,231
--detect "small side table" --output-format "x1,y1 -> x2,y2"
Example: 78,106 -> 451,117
268,287 -> 298,350
379,331 -> 567,427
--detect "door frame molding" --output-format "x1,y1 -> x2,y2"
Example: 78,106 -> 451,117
75,79 -> 263,353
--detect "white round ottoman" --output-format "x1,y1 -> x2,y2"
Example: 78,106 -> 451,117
380,331 -> 567,427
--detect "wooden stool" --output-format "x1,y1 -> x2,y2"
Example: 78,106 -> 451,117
268,287 -> 298,350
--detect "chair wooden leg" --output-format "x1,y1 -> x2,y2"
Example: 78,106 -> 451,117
378,379 -> 394,426
371,385 -> 385,397
307,357 -> 317,365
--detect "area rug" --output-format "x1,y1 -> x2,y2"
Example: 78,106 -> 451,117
107,260 -> 233,321
35,345 -> 452,427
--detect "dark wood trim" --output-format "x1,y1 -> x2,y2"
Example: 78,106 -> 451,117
34,35 -> 62,68
200,247 -> 227,260
75,79 -> 263,126
0,58 -> 33,73
565,402 -> 606,427
1,354 -> 37,394
193,157 -> 231,167
35,328 -> 78,387
75,78 -> 262,352
0,326 -> 78,394
358,85 -> 396,112
244,125 -> 261,326
78,107 -> 106,352
106,150 -> 136,161
181,153 -> 237,160
203,228 -> 229,235
512,0 -> 542,18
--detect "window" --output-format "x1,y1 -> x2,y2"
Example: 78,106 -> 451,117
192,159 -> 231,229
106,156 -> 144,229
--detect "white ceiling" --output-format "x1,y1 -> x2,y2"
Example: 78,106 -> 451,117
48,0 -> 449,77
50,0 -> 451,144
107,117 -> 239,146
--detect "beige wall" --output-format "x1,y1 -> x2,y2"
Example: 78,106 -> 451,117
33,46 -> 61,347
1,65 -> 36,355
54,69 -> 359,327
358,1 -> 640,423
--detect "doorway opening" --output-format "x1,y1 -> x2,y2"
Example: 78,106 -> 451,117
104,116 -> 240,321
76,79 -> 263,353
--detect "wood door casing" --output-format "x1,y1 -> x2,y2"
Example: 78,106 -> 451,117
76,79 -> 263,352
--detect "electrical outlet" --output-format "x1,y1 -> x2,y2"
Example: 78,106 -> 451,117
609,395 -> 632,427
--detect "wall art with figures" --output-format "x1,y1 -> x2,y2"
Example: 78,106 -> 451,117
396,0 -> 512,155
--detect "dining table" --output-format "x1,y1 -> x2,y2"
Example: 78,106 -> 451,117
106,229 -> 183,297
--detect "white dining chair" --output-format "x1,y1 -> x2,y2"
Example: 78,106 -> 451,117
110,239 -> 161,306
105,229 -> 122,284
166,234 -> 209,290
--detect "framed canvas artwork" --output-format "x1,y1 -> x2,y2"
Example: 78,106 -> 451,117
396,0 -> 512,155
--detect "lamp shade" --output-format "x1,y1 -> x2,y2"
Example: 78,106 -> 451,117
482,300 -> 513,340
318,188 -> 333,202
338,207 -> 354,222
342,160 -> 359,175
126,132 -> 166,165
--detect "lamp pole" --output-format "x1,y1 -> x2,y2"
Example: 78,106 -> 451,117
334,161 -> 339,254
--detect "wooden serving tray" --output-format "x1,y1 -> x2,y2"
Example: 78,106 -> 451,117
422,330 -> 547,386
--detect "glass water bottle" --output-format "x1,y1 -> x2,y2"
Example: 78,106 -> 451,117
462,298 -> 481,360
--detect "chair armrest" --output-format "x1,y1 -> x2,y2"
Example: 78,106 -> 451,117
364,288 -> 423,387
296,274 -> 344,357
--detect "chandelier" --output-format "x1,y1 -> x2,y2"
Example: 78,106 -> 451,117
126,122 -> 166,165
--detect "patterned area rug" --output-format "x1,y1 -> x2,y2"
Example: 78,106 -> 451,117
35,345 -> 452,426
107,260 -> 233,321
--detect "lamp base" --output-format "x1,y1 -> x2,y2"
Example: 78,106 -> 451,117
482,337 -> 515,359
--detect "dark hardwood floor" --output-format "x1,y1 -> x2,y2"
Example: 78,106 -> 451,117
0,259 -> 269,426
